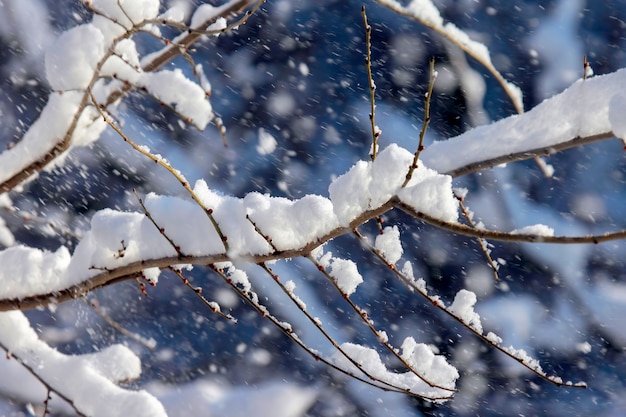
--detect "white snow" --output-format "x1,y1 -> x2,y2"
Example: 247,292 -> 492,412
257,128 -> 278,155
136,69 -> 214,129
510,224 -> 555,237
448,289 -> 483,334
152,379 -> 317,417
374,226 -> 403,264
0,311 -> 166,417
376,0 -> 523,112
316,251 -> 363,296
45,24 -> 105,91
609,92 -> 626,140
90,0 -> 160,28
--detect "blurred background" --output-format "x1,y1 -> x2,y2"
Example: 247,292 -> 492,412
1,0 -> 626,416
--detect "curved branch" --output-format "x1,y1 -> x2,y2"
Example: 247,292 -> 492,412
393,197 -> 626,244
4,188 -> 626,313
443,131 -> 615,178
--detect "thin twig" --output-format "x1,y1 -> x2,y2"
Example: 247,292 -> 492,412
403,57 -> 436,187
351,228 -> 586,389
308,254 -> 457,393
169,266 -> 238,323
362,6 -> 380,161
454,193 -> 501,281
87,298 -> 157,349
0,343 -> 88,417
90,90 -> 230,253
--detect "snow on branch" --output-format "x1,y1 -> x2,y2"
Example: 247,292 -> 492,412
423,68 -> 626,177
0,311 -> 166,417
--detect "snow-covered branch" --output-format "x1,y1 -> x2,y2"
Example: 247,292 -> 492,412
1,0 -> 624,414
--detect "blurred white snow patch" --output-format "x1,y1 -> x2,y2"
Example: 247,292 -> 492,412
322,125 -> 342,144
91,0 -> 160,26
576,341 -> 592,354
570,192 -> 607,222
525,0 -> 584,98
191,5 -> 227,32
375,226 -> 403,264
609,93 -> 626,140
152,379 -> 317,417
510,223 -> 554,236
267,90 -> 296,117
583,278 -> 626,345
257,128 -> 277,155
405,0 -> 444,26
449,289 -> 483,334
298,62 -> 309,76
0,0 -> 53,77
463,264 -> 495,297
45,24 -> 105,90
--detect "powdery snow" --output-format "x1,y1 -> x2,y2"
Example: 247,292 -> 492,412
45,24 -> 105,91
316,251 -> 363,296
510,224 -> 555,236
137,69 -> 214,129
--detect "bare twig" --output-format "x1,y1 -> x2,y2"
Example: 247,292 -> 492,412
403,57 -> 436,187
362,6 -> 380,161
308,253 -> 457,393
454,193 -> 501,281
90,90 -> 230,252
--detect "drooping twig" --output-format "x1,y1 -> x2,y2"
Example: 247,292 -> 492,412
308,253 -> 457,393
168,266 -> 238,323
351,227 -> 586,389
90,90 -> 230,253
454,192 -> 501,281
208,263 -> 438,397
87,298 -> 158,349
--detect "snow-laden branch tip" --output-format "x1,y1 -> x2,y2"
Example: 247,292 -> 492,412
422,68 -> 626,177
